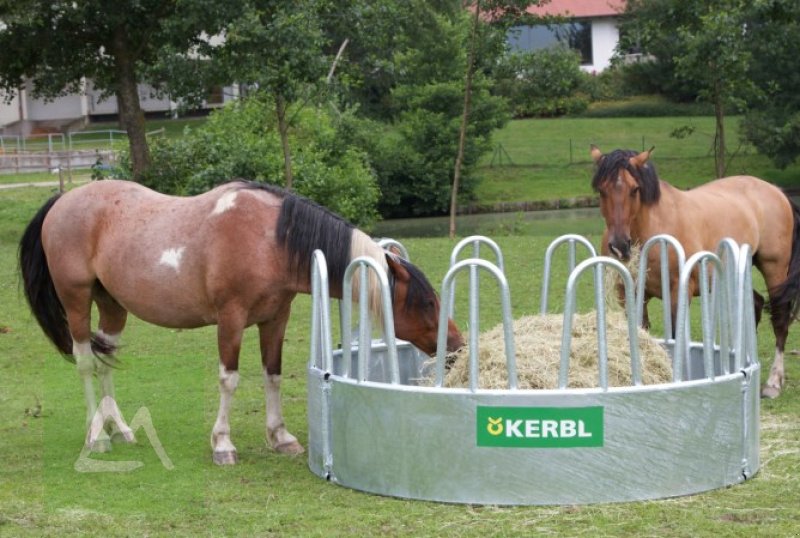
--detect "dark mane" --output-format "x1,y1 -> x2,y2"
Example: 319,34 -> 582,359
394,255 -> 437,311
591,149 -> 661,205
236,181 -> 354,293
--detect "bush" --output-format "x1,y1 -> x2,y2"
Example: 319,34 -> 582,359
338,79 -> 507,218
494,47 -> 588,118
742,108 -> 800,169
126,94 -> 380,227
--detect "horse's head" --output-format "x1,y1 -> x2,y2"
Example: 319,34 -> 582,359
385,254 -> 464,355
590,145 -> 660,261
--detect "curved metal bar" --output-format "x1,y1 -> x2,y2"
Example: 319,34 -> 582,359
674,251 -> 725,382
540,234 -> 597,314
734,244 -> 758,370
309,250 -> 334,373
377,238 -> 410,261
559,256 -> 639,390
436,258 -> 516,391
715,238 -> 741,374
636,234 -> 686,340
448,235 -> 505,319
341,256 -> 399,384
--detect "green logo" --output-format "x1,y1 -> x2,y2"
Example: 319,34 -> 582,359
477,406 -> 604,448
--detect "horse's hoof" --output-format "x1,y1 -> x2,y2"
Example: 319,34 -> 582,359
761,385 -> 782,399
90,438 -> 112,453
274,440 -> 305,456
212,451 -> 238,465
110,430 -> 136,444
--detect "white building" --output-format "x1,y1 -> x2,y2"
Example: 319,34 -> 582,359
507,0 -> 626,73
0,79 -> 235,136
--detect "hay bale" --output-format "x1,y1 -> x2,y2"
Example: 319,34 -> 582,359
440,311 -> 672,390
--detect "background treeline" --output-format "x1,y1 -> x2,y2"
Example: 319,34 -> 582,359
3,0 -> 799,221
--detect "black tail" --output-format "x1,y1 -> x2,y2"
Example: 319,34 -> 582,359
19,194 -> 75,359
770,196 -> 800,320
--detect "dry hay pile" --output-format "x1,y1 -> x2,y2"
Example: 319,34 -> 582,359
441,311 -> 673,390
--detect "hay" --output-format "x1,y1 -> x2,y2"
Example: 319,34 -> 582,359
603,243 -> 643,311
440,311 -> 673,390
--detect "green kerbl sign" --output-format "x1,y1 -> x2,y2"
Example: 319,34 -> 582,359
477,406 -> 604,448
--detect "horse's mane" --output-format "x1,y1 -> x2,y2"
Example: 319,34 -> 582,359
591,149 -> 661,205
236,181 -> 356,295
235,181 -> 433,323
394,255 -> 436,312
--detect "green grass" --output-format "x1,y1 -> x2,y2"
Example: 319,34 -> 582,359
0,171 -> 92,186
1,186 -> 799,536
475,116 -> 800,205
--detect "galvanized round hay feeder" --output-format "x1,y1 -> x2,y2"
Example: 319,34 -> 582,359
306,235 -> 760,505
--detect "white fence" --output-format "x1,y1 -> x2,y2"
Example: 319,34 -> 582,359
0,149 -> 116,175
0,128 -> 164,153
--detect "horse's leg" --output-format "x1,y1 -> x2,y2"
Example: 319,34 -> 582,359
94,290 -> 135,444
211,308 -> 246,465
58,284 -> 112,452
753,291 -> 765,327
641,295 -> 651,331
259,313 -> 304,455
757,260 -> 792,399
762,299 -> 789,399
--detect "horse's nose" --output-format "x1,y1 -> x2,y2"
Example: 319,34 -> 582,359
608,238 -> 631,261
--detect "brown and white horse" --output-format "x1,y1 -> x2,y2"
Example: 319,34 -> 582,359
591,146 -> 800,399
19,180 -> 464,464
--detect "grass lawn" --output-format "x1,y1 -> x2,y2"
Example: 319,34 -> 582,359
475,116 -> 800,205
1,186 -> 799,536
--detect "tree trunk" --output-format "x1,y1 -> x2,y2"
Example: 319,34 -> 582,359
713,81 -> 726,178
276,93 -> 294,190
111,31 -> 151,181
449,0 -> 482,240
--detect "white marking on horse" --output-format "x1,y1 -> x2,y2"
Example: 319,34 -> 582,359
212,191 -> 238,215
159,247 -> 186,271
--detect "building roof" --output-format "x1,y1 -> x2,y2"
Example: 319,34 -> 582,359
525,0 -> 625,18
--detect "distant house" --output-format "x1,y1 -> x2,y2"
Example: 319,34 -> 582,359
507,0 -> 626,73
0,80 -> 235,136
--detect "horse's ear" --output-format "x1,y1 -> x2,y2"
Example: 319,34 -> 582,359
386,245 -> 403,257
630,146 -> 655,168
385,253 -> 409,282
590,144 -> 603,164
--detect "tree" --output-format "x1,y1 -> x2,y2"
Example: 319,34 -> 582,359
621,0 -> 756,178
740,0 -> 800,169
450,0 -> 540,238
215,0 -> 327,190
322,1 -> 509,219
0,0 -> 238,180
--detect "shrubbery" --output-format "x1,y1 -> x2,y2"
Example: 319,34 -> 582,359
493,47 -> 589,118
121,94 -> 380,227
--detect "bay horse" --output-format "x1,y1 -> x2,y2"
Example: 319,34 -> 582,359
19,179 -> 464,464
590,146 -> 800,399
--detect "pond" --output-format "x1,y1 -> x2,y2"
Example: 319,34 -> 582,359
373,207 -> 604,238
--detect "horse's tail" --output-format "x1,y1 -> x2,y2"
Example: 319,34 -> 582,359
770,196 -> 800,320
19,194 -> 75,359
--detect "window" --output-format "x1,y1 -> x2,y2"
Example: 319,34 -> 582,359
508,22 -> 593,65
206,85 -> 224,106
